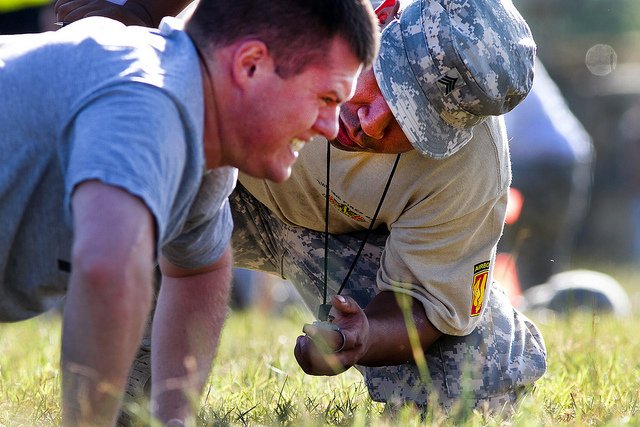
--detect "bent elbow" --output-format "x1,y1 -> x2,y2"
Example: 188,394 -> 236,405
70,248 -> 153,309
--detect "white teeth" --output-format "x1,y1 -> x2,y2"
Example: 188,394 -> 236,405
290,138 -> 306,153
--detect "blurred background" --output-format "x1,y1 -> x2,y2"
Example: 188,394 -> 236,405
512,0 -> 640,264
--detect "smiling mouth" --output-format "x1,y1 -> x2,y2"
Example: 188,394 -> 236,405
289,138 -> 306,153
334,120 -> 360,149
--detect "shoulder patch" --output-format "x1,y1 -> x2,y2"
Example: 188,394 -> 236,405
471,261 -> 490,317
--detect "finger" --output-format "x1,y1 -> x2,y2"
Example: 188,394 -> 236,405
55,0 -> 91,20
57,0 -> 129,23
294,335 -> 313,373
67,3 -> 116,19
331,294 -> 348,312
54,0 -> 74,15
333,329 -> 346,353
294,334 -> 345,375
302,323 -> 345,353
330,294 -> 361,317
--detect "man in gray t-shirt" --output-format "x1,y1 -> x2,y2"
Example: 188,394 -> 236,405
0,0 -> 378,424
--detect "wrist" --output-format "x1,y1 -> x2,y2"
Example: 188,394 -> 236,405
351,318 -> 383,367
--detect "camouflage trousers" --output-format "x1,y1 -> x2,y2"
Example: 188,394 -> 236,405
230,184 -> 547,413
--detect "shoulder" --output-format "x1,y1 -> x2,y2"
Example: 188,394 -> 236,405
450,116 -> 509,189
468,116 -> 509,158
59,17 -> 197,78
405,116 -> 509,192
194,167 -> 239,210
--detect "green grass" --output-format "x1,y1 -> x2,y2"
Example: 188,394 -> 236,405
1,263 -> 640,426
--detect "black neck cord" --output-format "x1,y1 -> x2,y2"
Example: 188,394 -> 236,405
321,141 -> 331,318
319,141 -> 401,321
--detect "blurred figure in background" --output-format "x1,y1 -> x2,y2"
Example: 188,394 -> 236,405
498,60 -> 595,294
619,102 -> 640,263
229,268 -> 301,314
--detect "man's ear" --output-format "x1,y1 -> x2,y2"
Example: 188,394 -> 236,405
231,40 -> 273,88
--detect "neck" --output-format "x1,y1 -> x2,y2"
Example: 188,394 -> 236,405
194,42 -> 222,170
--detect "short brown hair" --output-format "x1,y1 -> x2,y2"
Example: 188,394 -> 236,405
186,0 -> 379,77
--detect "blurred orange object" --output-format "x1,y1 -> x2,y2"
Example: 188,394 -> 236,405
496,187 -> 525,307
505,187 -> 523,225
494,252 -> 523,307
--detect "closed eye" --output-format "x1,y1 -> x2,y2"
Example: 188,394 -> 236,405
322,96 -> 339,106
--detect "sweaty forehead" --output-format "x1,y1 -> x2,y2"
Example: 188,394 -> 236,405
358,67 -> 383,93
319,39 -> 363,97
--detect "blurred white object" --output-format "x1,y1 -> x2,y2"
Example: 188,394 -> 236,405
523,270 -> 631,317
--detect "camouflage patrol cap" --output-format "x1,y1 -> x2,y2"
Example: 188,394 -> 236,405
373,0 -> 536,159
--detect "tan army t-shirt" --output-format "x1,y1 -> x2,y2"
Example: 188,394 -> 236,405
239,116 -> 509,336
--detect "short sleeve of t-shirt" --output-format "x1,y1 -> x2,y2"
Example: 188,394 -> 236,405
377,194 -> 506,336
162,166 -> 238,269
375,120 -> 509,336
63,83 -> 205,264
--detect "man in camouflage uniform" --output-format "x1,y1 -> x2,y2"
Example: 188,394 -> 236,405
231,0 -> 546,413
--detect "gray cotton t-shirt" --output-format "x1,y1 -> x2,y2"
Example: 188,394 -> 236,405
0,17 -> 236,321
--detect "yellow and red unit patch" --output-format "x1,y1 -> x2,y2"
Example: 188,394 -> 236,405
328,195 -> 365,222
471,261 -> 490,317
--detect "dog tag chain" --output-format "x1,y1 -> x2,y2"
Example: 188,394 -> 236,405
318,141 -> 401,323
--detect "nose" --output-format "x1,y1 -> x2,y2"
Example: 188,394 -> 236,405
312,105 -> 340,141
357,99 -> 393,140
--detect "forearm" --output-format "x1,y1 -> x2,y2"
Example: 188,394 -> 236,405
152,248 -> 233,424
62,264 -> 153,426
62,181 -> 155,426
357,291 -> 442,367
